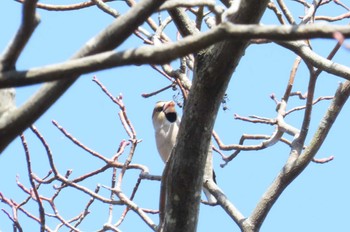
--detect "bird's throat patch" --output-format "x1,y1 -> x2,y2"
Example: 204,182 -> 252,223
165,112 -> 177,123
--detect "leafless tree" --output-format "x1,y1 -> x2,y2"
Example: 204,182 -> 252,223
1,0 -> 350,231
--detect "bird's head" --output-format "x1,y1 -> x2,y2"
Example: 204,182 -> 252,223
152,101 -> 178,129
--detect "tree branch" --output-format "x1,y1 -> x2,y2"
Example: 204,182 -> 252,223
248,81 -> 350,230
204,180 -> 246,230
1,0 -> 40,71
0,0 -> 165,153
279,40 -> 350,81
2,24 -> 350,88
162,1 -> 270,231
14,0 -> 116,11
20,133 -> 46,232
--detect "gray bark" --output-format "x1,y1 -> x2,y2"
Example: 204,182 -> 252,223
162,1 -> 270,232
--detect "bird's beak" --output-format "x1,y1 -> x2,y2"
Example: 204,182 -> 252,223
163,101 -> 176,114
163,101 -> 177,123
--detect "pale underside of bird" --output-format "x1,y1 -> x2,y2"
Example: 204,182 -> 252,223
152,100 -> 217,203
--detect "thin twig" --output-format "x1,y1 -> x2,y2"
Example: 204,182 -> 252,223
20,132 -> 46,232
52,120 -> 110,163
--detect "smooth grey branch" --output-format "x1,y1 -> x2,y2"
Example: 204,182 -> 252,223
2,23 -> 350,88
0,0 -> 165,153
248,81 -> 350,230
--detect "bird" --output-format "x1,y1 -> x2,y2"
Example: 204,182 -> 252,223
152,100 -> 217,203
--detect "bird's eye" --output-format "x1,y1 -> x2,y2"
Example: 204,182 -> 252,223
156,106 -> 163,112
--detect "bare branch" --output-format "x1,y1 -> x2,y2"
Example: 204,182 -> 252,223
142,83 -> 176,98
20,133 -> 46,232
285,95 -> 333,115
14,0 -> 117,11
73,185 -> 100,228
3,24 -> 350,89
163,1 -> 270,231
267,1 -> 287,25
276,0 -> 296,24
108,186 -> 157,231
1,0 -> 40,71
333,0 -> 350,11
0,0 -> 165,154
0,194 -> 24,231
204,180 -> 246,230
248,81 -> 350,230
315,11 -> 350,22
92,77 -> 137,139
300,0 -> 322,24
52,120 -> 110,163
91,0 -> 119,17
279,40 -> 350,82
1,0 -> 349,231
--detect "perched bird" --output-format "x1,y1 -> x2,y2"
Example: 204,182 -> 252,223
152,101 -> 217,203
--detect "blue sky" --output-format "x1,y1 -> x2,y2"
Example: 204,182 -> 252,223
1,1 -> 350,231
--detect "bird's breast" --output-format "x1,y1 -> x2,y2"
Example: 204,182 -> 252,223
155,124 -> 179,162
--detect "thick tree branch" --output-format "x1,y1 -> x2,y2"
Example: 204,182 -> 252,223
14,0 -> 116,11
168,7 -> 199,37
0,0 -> 165,153
1,0 -> 40,71
279,40 -> 350,81
2,24 -> 350,88
162,1 -> 270,231
0,0 -> 39,137
297,81 -> 350,167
